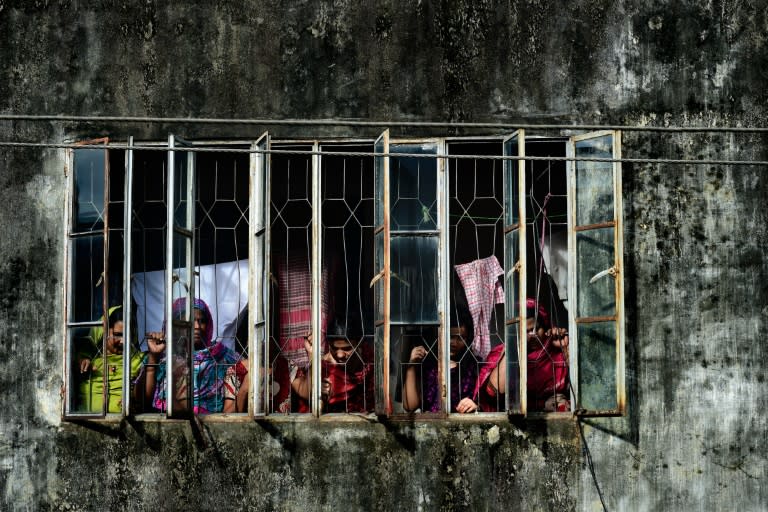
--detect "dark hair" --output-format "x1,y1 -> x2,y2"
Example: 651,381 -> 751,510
450,303 -> 475,345
326,314 -> 363,341
108,307 -> 123,329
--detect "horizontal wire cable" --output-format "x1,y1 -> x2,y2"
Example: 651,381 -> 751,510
1,114 -> 768,133
1,140 -> 766,166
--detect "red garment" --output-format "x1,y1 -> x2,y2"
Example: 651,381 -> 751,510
286,342 -> 374,414
321,342 -> 375,413
527,336 -> 569,410
475,335 -> 569,412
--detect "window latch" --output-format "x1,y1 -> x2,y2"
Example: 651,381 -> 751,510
172,273 -> 190,292
506,260 -> 521,280
369,270 -> 410,288
369,269 -> 385,288
589,265 -> 617,284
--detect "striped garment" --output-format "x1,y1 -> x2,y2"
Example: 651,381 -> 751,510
276,253 -> 333,368
454,256 -> 504,360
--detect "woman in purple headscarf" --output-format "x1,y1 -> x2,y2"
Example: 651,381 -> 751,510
143,298 -> 247,414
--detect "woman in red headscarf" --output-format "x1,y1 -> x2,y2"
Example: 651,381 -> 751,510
477,298 -> 570,412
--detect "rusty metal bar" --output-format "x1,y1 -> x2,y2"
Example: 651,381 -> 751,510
574,221 -> 616,232
575,316 -> 617,324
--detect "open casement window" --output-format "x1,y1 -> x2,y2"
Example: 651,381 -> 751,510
567,130 -> 625,416
502,130 -> 526,415
165,134 -> 196,418
250,133 -> 270,416
381,138 -> 443,416
372,130 -> 390,415
65,138 -> 112,418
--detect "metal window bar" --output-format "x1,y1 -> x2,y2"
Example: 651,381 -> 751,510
250,133 -> 270,416
166,134 -> 195,418
122,137 -> 134,415
448,140 -> 506,415
320,143 -> 376,415
131,146 -> 168,416
268,144 -> 315,414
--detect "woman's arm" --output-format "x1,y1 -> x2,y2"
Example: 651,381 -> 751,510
291,335 -> 313,400
402,346 -> 427,412
486,352 -> 507,396
142,332 -> 166,406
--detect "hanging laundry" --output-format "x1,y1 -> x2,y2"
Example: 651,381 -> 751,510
454,255 -> 504,361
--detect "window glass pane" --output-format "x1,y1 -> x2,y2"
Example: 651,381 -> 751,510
73,148 -> 106,232
130,149 -> 167,275
173,151 -> 193,230
504,229 -> 519,317
170,321 -> 193,415
390,236 -> 438,323
71,235 -> 104,322
503,137 -> 519,227
68,326 -> 101,415
390,144 -> 437,231
252,323 -> 266,413
576,227 -> 615,318
374,323 -> 386,411
575,135 -> 614,226
374,230 -> 384,320
504,322 -> 521,411
577,321 -> 617,411
171,234 -> 193,306
374,137 -> 385,227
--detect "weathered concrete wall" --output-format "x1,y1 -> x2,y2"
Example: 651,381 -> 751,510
1,1 -> 767,511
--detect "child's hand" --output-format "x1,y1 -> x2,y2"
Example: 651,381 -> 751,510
79,358 -> 91,374
409,346 -> 427,363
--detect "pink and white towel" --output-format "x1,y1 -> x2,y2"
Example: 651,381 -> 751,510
454,256 -> 504,360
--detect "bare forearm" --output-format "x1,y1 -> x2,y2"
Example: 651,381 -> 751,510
292,366 -> 311,400
487,354 -> 506,395
402,366 -> 421,412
